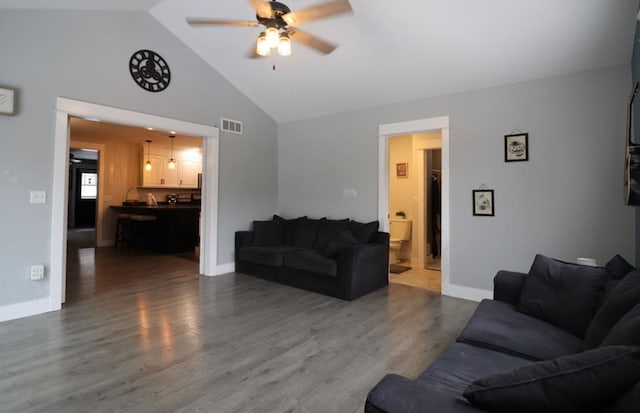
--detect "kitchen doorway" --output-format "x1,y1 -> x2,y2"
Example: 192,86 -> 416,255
50,98 -> 220,308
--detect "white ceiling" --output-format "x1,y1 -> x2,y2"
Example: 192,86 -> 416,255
2,1 -> 638,123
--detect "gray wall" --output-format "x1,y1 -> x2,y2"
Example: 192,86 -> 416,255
0,10 -> 278,307
278,65 -> 635,291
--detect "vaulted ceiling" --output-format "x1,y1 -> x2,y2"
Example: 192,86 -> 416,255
1,0 -> 638,122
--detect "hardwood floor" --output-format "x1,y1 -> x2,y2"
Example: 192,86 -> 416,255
0,247 -> 476,412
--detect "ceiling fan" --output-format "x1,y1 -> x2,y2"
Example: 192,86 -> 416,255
187,0 -> 352,58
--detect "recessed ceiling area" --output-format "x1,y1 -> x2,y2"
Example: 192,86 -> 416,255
1,0 -> 638,123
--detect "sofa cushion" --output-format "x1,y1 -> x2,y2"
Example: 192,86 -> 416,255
606,381 -> 640,413
251,219 -> 284,246
323,230 -> 360,257
458,299 -> 583,361
463,345 -> 640,413
292,217 -> 324,248
601,303 -> 640,347
584,270 -> 640,349
273,215 -> 303,245
347,220 -> 379,243
517,254 -> 608,338
604,254 -> 635,279
239,246 -> 302,267
416,342 -> 532,394
284,249 -> 337,277
313,219 -> 350,250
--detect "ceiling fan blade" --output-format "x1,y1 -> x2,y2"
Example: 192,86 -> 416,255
187,18 -> 259,27
248,0 -> 273,18
282,0 -> 352,26
288,28 -> 337,55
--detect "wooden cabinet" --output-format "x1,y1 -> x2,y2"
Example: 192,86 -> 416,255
179,158 -> 200,187
140,152 -> 201,188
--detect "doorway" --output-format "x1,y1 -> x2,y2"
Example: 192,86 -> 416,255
49,97 -> 220,309
378,116 -> 452,296
67,148 -> 99,249
386,133 -> 442,292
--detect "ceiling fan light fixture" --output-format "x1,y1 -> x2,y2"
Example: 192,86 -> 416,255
277,32 -> 291,56
256,32 -> 271,56
265,26 -> 280,48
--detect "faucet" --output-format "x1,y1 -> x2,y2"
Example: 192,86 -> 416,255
125,186 -> 137,201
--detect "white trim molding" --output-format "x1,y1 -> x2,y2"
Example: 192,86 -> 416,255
216,262 -> 236,275
378,116 -> 451,294
50,97 -> 220,317
443,284 -> 492,303
0,299 -> 56,323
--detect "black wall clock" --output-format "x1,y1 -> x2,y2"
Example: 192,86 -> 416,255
129,49 -> 171,92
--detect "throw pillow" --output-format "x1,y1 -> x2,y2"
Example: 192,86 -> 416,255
292,217 -> 324,248
323,230 -> 360,257
273,215 -> 304,245
583,270 -> 640,349
604,255 -> 635,280
313,219 -> 350,250
600,302 -> 640,347
251,219 -> 284,246
517,254 -> 608,338
348,220 -> 379,244
463,345 -> 640,413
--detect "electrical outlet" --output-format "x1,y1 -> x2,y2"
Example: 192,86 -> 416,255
30,190 -> 46,204
30,265 -> 45,280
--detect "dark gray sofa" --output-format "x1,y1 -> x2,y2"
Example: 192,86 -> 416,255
235,216 -> 389,300
365,254 -> 640,413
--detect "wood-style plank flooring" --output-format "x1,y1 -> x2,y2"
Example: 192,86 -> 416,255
0,246 -> 476,413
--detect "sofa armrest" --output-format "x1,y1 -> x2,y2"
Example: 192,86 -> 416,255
366,374 -> 474,413
235,231 -> 254,261
493,270 -> 527,305
337,243 -> 389,300
370,231 -> 390,245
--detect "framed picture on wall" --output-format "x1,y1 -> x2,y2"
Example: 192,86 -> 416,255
473,189 -> 494,216
504,133 -> 529,162
396,162 -> 408,178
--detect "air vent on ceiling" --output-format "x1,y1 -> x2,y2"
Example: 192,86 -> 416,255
221,118 -> 243,134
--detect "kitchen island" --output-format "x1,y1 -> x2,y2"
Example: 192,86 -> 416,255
111,204 -> 200,254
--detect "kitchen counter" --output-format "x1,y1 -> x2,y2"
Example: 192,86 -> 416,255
111,204 -> 200,254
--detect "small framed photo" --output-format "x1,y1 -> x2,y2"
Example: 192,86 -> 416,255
504,133 -> 528,162
396,162 -> 408,178
0,87 -> 15,115
473,189 -> 494,216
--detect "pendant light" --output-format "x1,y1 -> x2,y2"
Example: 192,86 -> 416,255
168,134 -> 176,170
145,140 -> 152,171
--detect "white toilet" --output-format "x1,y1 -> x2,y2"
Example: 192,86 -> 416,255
389,219 -> 412,264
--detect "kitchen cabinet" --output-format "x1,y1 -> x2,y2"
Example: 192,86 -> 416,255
140,153 -> 201,188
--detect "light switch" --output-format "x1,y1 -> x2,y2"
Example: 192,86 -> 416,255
30,190 -> 46,204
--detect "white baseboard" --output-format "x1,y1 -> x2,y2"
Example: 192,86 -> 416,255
216,262 -> 235,275
0,298 -> 59,323
442,283 -> 492,302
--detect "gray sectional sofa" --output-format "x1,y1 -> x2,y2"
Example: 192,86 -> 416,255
365,254 -> 640,413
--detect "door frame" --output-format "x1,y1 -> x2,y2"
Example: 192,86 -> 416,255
69,141 -> 105,243
50,97 -> 219,307
378,116 -> 451,295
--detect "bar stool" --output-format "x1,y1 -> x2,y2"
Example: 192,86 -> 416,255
114,213 -> 131,249
129,214 -> 158,251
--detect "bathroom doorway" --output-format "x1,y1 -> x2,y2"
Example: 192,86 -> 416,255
386,132 -> 442,292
